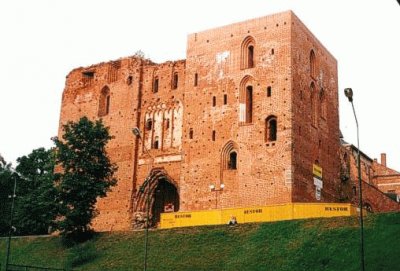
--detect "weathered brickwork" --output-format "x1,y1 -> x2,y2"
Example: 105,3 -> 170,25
340,145 -> 400,212
58,11 -> 398,231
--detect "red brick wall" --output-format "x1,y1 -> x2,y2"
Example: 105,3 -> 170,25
290,13 -> 340,203
340,145 -> 400,212
58,11 -> 398,232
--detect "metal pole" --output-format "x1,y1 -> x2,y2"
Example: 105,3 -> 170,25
351,101 -> 365,271
143,171 -> 151,271
5,175 -> 17,270
133,128 -> 153,271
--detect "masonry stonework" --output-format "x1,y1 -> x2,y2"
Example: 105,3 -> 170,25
58,10 -> 399,232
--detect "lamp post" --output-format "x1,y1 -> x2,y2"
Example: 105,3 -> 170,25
5,170 -> 17,271
132,127 -> 153,271
209,183 -> 225,208
344,88 -> 365,271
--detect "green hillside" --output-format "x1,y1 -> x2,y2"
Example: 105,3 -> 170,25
1,212 -> 399,271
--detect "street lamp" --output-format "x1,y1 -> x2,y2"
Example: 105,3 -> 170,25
132,127 -> 153,271
5,169 -> 17,271
209,183 -> 225,208
344,88 -> 365,271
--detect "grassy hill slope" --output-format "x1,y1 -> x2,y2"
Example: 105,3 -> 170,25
1,212 -> 400,271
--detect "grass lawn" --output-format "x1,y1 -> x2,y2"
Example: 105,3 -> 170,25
1,212 -> 399,270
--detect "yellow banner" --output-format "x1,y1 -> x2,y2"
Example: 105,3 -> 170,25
160,203 -> 356,229
313,164 -> 323,179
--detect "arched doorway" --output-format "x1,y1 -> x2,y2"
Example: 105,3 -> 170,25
151,178 -> 179,225
133,168 -> 179,228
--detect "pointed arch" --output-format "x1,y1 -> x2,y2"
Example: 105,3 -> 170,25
320,88 -> 327,119
265,115 -> 277,142
310,82 -> 318,126
133,168 -> 179,227
239,75 -> 254,123
310,49 -> 316,78
221,140 -> 239,170
98,86 -> 110,117
241,36 -> 256,69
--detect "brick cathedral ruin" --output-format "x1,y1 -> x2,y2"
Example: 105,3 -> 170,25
58,11 -> 400,231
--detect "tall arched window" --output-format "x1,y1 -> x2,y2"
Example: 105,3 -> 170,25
310,50 -> 316,78
241,36 -> 255,69
98,86 -> 110,117
228,151 -> 237,170
221,141 -> 239,170
146,119 -> 153,131
239,76 -> 254,124
153,76 -> 159,93
310,82 -> 318,126
248,45 -> 254,68
194,73 -> 198,86
245,86 -> 253,123
265,116 -> 277,142
153,136 -> 159,149
172,73 -> 178,89
320,88 -> 327,120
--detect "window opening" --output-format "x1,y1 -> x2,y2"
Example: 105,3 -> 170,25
173,73 -> 178,89
228,151 -> 237,170
153,77 -> 159,93
245,86 -> 253,123
267,86 -> 272,97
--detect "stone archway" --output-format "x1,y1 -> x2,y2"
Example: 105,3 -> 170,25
132,168 -> 179,229
152,179 -> 179,225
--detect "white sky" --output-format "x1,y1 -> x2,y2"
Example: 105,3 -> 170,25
1,0 -> 399,169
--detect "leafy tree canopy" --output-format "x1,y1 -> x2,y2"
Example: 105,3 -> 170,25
53,116 -> 117,241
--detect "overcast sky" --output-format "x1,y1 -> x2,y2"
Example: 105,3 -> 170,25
1,0 -> 399,169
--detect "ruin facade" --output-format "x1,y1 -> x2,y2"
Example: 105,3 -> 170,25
58,10 -> 399,231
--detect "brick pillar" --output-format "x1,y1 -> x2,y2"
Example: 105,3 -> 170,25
381,153 -> 387,167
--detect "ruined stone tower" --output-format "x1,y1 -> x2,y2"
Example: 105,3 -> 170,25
58,10 -> 341,231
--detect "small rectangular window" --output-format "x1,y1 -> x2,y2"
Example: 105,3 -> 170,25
173,73 -> 178,89
189,128 -> 193,139
194,73 -> 198,86
224,94 -> 227,105
153,78 -> 159,93
212,96 -> 216,107
212,130 -> 216,141
267,86 -> 272,97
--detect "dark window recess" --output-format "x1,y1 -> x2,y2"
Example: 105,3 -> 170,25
82,71 -> 95,78
266,116 -> 277,142
271,48 -> 274,55
267,86 -> 272,97
153,77 -> 159,93
212,96 -> 216,107
212,130 -> 216,141
194,73 -> 198,86
189,128 -> 193,139
98,86 -> 110,117
224,94 -> 227,105
105,96 -> 110,115
245,86 -> 253,123
153,138 -> 159,149
127,76 -> 133,85
310,50 -> 316,77
248,45 -> 254,68
228,151 -> 237,170
173,73 -> 178,89
146,119 -> 153,131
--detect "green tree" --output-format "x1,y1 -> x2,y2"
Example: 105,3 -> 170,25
13,148 -> 57,235
0,154 -> 15,236
53,116 -> 117,241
